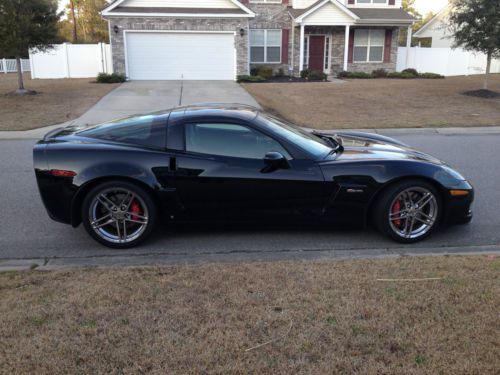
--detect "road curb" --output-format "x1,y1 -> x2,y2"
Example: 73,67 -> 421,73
1,246 -> 499,272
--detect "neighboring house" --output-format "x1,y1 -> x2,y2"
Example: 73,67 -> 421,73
102,0 -> 415,80
413,6 -> 452,48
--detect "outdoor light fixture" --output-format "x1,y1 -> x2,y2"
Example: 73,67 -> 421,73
239,28 -> 245,37
113,25 -> 119,34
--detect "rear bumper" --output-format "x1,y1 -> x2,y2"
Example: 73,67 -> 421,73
35,169 -> 76,225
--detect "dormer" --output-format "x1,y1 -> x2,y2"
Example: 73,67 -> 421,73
292,0 -> 402,9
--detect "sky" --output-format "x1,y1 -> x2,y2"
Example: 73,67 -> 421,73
57,0 -> 450,17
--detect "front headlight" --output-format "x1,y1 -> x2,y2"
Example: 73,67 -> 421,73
442,165 -> 466,181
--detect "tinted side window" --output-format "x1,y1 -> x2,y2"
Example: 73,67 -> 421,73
185,123 -> 291,160
79,114 -> 167,149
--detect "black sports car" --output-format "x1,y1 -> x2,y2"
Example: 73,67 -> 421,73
34,104 -> 473,248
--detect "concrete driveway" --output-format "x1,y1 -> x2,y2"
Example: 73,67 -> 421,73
74,80 -> 260,126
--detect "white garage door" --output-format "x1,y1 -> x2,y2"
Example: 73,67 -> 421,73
125,32 -> 236,80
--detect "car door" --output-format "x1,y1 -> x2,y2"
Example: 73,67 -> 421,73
168,121 -> 327,218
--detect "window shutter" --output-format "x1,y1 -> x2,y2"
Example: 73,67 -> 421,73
282,0 -> 289,4
348,29 -> 355,64
389,0 -> 395,5
384,29 -> 392,63
348,0 -> 355,4
281,29 -> 289,64
240,0 -> 249,4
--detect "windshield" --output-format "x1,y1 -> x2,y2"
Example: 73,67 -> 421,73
258,113 -> 332,159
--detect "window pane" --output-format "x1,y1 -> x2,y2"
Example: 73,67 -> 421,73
370,30 -> 385,46
250,30 -> 265,46
266,30 -> 281,46
185,123 -> 290,160
353,46 -> 368,62
267,47 -> 281,62
373,0 -> 386,3
354,29 -> 369,46
79,114 -> 166,149
369,46 -> 384,62
357,0 -> 370,3
250,47 -> 265,63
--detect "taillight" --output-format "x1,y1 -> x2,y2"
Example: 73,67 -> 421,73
50,169 -> 77,177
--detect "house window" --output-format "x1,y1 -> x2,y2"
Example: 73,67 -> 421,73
353,29 -> 385,63
303,36 -> 309,67
324,36 -> 331,70
356,0 -> 388,4
250,30 -> 282,64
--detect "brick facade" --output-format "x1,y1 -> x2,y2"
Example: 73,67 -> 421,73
105,5 -> 403,79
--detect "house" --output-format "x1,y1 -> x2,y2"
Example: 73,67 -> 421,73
413,6 -> 452,48
101,0 -> 415,80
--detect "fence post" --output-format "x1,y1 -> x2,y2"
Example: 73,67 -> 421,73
63,43 -> 70,78
2,58 -> 7,74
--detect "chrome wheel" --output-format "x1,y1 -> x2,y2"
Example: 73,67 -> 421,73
89,188 -> 149,244
388,187 -> 438,239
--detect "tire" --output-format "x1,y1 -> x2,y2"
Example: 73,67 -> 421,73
373,179 -> 442,244
81,181 -> 158,249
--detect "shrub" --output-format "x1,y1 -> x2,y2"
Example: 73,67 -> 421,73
250,67 -> 259,76
255,65 -> 273,80
237,75 -> 265,82
276,68 -> 285,77
402,68 -> 419,77
337,70 -> 349,78
300,69 -> 310,79
371,69 -> 388,78
307,70 -> 327,81
96,73 -> 126,83
387,72 -> 415,79
419,72 -> 445,79
339,72 -> 374,79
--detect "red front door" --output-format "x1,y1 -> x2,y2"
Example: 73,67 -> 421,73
308,36 -> 325,71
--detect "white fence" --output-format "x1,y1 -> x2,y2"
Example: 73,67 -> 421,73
29,43 -> 112,79
0,58 -> 31,73
397,47 -> 500,76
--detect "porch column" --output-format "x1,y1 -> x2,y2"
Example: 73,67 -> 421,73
299,23 -> 305,72
343,25 -> 350,71
405,25 -> 412,69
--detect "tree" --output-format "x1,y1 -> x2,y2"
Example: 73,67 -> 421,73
399,0 -> 422,46
59,0 -> 108,43
449,0 -> 500,90
0,0 -> 60,94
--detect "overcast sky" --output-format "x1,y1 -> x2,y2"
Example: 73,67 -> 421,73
57,0 -> 449,16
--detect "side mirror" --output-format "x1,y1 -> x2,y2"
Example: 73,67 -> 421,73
262,152 -> 290,173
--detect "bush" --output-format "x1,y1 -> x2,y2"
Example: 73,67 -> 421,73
237,75 -> 265,83
337,70 -> 349,78
307,70 -> 327,81
96,73 -> 126,83
371,69 -> 388,78
387,72 -> 415,79
419,72 -> 445,79
339,71 -> 374,79
300,69 -> 310,79
276,68 -> 285,77
255,65 -> 273,80
401,68 -> 419,77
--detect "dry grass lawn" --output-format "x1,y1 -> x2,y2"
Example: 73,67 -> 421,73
1,255 -> 499,374
0,73 -> 119,131
243,74 -> 500,129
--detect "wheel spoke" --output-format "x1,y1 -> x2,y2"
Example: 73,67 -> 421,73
120,192 -> 135,210
115,220 -> 122,242
125,217 -> 148,225
415,193 -> 433,209
390,210 -> 407,220
97,194 -> 117,211
91,213 -> 112,226
125,212 -> 148,221
414,216 -> 434,226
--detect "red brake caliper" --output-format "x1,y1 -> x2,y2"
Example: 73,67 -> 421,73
392,199 -> 402,228
130,200 -> 141,221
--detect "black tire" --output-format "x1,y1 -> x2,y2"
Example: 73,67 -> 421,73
373,179 -> 443,244
81,180 -> 158,249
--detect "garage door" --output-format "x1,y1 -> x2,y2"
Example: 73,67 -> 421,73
125,32 -> 236,80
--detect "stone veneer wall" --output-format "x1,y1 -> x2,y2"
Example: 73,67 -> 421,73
105,17 -> 250,76
247,4 -> 293,74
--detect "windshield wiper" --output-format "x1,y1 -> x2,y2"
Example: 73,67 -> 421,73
313,132 -> 344,154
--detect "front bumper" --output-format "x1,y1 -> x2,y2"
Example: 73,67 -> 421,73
443,184 -> 474,226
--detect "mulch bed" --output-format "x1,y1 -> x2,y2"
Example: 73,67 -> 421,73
463,89 -> 500,99
251,76 -> 329,83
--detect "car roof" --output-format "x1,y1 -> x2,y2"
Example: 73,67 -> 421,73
169,103 -> 261,123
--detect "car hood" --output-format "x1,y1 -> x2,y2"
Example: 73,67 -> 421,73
325,132 -> 444,165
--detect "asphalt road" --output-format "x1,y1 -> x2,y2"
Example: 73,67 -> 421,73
1,132 -> 499,266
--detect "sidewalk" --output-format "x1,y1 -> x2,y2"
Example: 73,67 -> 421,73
2,123 -> 500,141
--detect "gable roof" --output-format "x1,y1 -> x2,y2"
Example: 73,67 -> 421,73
102,0 -> 255,17
290,0 -> 359,22
290,0 -> 414,24
414,6 -> 450,37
